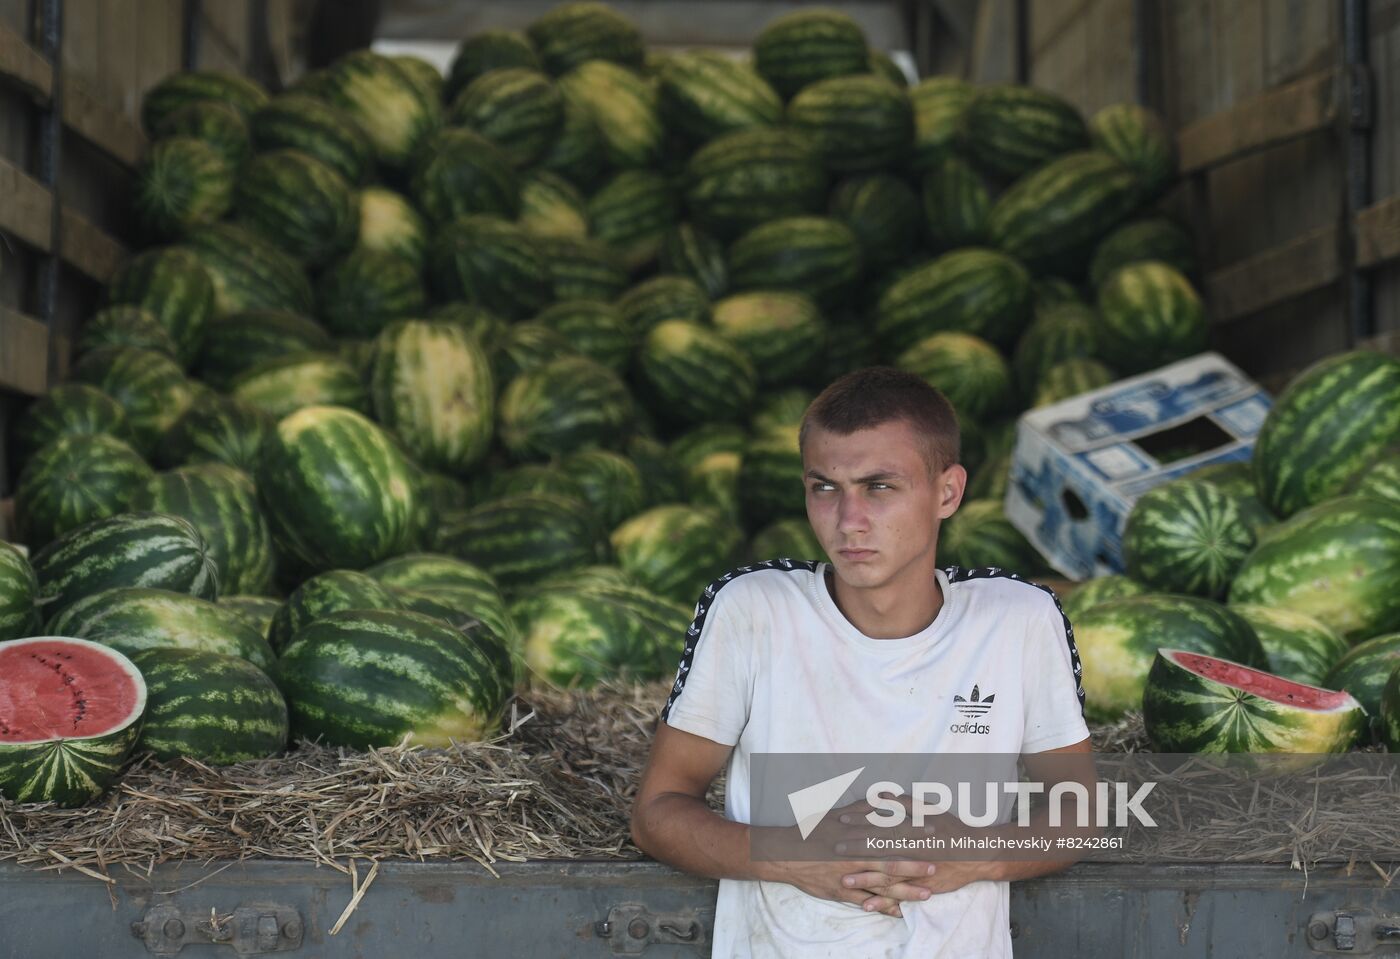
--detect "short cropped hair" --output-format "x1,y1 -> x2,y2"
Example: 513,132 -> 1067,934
798,367 -> 961,475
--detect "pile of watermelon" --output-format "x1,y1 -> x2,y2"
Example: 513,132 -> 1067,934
1067,348 -> 1400,754
2,1 -> 1387,807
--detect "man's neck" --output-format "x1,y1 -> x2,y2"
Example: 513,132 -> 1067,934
826,563 -> 944,640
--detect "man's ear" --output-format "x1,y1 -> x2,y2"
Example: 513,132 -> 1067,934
935,464 -> 968,520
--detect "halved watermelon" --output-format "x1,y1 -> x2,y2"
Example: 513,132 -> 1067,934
1142,648 -> 1365,753
0,637 -> 147,806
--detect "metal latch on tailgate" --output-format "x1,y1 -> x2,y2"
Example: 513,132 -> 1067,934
594,903 -> 712,954
1308,909 -> 1400,954
131,903 -> 304,957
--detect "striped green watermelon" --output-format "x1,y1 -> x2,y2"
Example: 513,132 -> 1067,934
533,85 -> 607,190
561,450 -> 646,529
141,70 -> 267,135
626,434 -> 687,508
685,450 -> 741,521
316,51 -> 441,168
1229,604 -> 1349,688
364,552 -> 517,651
964,86 -> 1090,180
436,493 -> 609,590
896,332 -> 1014,422
450,68 -> 562,168
31,511 -> 217,618
0,637 -> 146,807
156,100 -> 251,169
753,8 -> 868,99
966,451 -> 1012,502
658,52 -> 782,144
1252,351 -> 1400,517
921,155 -> 991,251
787,74 -> 912,174
829,173 -> 919,271
250,94 -> 372,184
1323,633 -> 1400,738
429,215 -> 550,319
1088,216 -> 1197,289
1382,666 -> 1400,752
557,61 -> 661,169
670,424 -> 748,471
1072,594 -> 1266,721
988,151 -> 1141,276
1032,358 -> 1115,407
1089,103 -> 1176,200
71,347 -> 191,454
431,302 -> 508,353
638,320 -> 758,426
908,76 -> 973,174
588,169 -> 678,270
869,49 -> 907,87
13,384 -> 129,465
875,248 -> 1031,354
532,300 -> 634,372
316,249 -> 425,339
446,30 -> 541,103
1142,649 -> 1364,753
47,586 -> 273,670
77,306 -> 179,360
182,222 -> 314,316
1229,495 -> 1400,642
1350,450 -> 1400,507
105,246 -> 215,368
1095,261 -> 1208,375
940,500 -> 1043,573
231,353 -> 367,420
369,320 -> 495,473
357,187 -> 428,266
1011,302 -> 1100,395
158,393 -> 273,475
234,150 -> 357,267
1122,479 -> 1273,598
498,356 -> 633,460
534,234 -> 628,301
657,223 -> 728,297
134,137 -> 233,240
1187,460 -> 1258,500
220,595 -> 281,641
390,55 -> 443,105
711,291 -> 826,388
752,388 -> 814,436
1032,277 -> 1084,313
738,428 -> 805,527
518,171 -> 589,237
15,436 -> 154,549
268,569 -> 402,652
128,465 -> 274,597
129,648 -> 287,763
527,2 -> 645,75
491,322 -> 578,384
276,609 -> 511,748
611,504 -> 744,605
0,542 -> 38,640
728,215 -> 862,309
195,310 -> 332,390
683,127 -> 827,240
751,518 -> 829,564
1059,574 -> 1148,622
470,461 -> 585,506
256,406 -> 422,573
514,580 -> 689,686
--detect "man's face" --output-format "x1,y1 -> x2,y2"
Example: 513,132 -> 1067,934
802,420 -> 965,591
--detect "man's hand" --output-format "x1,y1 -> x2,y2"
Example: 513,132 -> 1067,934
761,857 -> 937,915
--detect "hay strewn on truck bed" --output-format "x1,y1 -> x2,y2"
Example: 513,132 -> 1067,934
1,682 -> 1397,886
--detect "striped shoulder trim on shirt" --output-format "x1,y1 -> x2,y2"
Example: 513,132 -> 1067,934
660,558 -> 821,723
944,565 -> 1086,716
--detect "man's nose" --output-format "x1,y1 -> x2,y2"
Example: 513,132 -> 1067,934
837,491 -> 869,532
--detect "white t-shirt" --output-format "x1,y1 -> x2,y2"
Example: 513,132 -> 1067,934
660,560 -> 1089,959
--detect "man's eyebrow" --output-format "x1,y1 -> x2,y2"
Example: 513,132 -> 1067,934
804,470 -> 903,483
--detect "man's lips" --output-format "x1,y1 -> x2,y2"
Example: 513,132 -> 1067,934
838,548 -> 877,559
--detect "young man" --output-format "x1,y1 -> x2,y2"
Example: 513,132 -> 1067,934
630,367 -> 1092,958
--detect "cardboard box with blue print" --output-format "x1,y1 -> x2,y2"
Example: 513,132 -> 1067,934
1005,353 -> 1272,581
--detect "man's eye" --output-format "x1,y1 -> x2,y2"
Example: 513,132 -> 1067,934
869,483 -> 892,491
810,482 -> 835,492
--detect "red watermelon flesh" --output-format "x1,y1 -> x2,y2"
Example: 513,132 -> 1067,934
0,638 -> 145,742
1169,651 -> 1354,710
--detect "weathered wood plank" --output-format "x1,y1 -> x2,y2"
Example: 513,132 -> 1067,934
0,307 -> 49,396
1358,194 -> 1400,270
63,78 -> 146,168
1204,223 -> 1342,322
1177,67 -> 1341,173
0,155 -> 128,282
0,19 -> 52,100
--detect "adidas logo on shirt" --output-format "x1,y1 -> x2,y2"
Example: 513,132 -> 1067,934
950,684 -> 994,734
